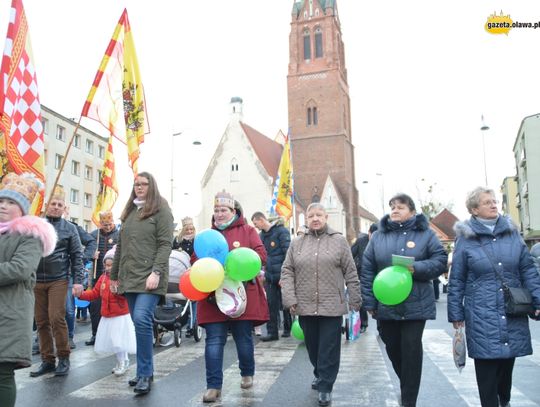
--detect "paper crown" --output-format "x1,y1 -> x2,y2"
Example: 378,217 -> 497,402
51,185 -> 65,200
181,216 -> 194,227
0,173 -> 42,215
99,210 -> 114,224
214,190 -> 235,209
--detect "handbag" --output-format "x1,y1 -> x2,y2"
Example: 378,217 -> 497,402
478,242 -> 533,317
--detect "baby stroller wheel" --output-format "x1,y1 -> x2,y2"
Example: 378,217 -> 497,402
193,321 -> 203,342
174,328 -> 181,347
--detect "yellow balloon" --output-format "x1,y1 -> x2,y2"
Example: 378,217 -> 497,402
190,257 -> 225,293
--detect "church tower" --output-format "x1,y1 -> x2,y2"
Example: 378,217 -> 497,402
287,0 -> 359,240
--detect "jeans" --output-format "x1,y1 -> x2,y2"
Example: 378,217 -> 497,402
204,320 -> 254,389
189,301 -> 198,329
125,293 -> 160,378
34,279 -> 70,362
65,279 -> 75,339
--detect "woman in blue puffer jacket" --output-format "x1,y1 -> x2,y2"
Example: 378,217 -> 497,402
362,193 -> 447,407
448,187 -> 540,407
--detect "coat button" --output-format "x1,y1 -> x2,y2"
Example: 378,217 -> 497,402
315,253 -> 318,256
504,342 -> 508,346
493,238 -> 496,241
502,316 -> 506,319
401,248 -> 405,251
498,262 -> 502,266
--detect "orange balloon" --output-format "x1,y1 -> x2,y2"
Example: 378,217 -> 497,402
179,269 -> 210,301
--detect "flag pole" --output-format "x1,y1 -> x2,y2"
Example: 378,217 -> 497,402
45,120 -> 84,214
288,127 -> 297,234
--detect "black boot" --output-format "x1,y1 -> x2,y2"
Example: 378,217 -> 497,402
54,358 -> 70,376
85,335 -> 96,346
134,377 -> 152,395
318,392 -> 332,406
129,375 -> 153,387
29,361 -> 56,377
260,334 -> 278,342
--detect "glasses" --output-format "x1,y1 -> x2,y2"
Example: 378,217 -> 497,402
133,182 -> 149,188
480,199 -> 498,206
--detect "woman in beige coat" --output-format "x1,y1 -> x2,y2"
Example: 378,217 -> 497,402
281,203 -> 361,407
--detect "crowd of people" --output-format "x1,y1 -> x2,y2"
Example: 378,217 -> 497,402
1,171 -> 540,407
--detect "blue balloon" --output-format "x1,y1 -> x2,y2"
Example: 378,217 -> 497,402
194,229 -> 229,264
75,298 -> 90,308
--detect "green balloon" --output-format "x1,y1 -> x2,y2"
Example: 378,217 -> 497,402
373,265 -> 413,306
291,319 -> 304,341
224,247 -> 262,281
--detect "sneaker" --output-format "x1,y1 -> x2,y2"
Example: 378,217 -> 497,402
114,359 -> 130,376
69,338 -> 77,349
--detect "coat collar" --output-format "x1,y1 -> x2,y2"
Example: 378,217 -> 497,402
379,213 -> 429,233
454,215 -> 516,238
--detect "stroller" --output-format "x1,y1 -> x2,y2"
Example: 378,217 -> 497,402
153,250 -> 203,347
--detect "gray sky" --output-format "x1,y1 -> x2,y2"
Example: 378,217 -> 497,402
2,0 -> 539,220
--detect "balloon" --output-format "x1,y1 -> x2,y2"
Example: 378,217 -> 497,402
179,270 -> 210,301
291,319 -> 304,341
74,298 -> 90,308
194,229 -> 229,264
373,265 -> 413,306
224,247 -> 262,282
190,258 -> 225,293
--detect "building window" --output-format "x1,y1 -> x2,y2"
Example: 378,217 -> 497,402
98,145 -> 105,159
70,189 -> 79,204
97,169 -> 103,182
303,29 -> 311,60
42,118 -> 49,135
85,166 -> 93,180
85,139 -> 94,154
315,27 -> 323,58
70,217 -> 78,224
71,160 -> 80,176
84,193 -> 92,207
230,158 -> 239,182
83,220 -> 91,232
307,107 -> 312,126
54,154 -> 64,169
307,103 -> 318,126
74,134 -> 81,148
56,125 -> 66,141
313,107 -> 318,125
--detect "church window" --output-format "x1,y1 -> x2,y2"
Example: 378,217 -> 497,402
303,29 -> 311,60
230,158 -> 239,182
315,27 -> 323,58
313,107 -> 318,125
307,107 -> 312,126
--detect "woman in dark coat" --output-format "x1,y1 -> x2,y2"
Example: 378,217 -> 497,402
198,190 -> 269,403
448,187 -> 540,407
361,193 -> 447,407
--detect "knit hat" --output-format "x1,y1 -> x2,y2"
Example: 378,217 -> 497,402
181,216 -> 194,227
103,245 -> 117,263
214,190 -> 235,209
0,172 -> 42,215
99,210 -> 114,225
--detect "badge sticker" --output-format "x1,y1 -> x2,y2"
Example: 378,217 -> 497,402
233,241 -> 241,248
271,241 -> 276,247
406,241 -> 416,249
108,238 -> 113,244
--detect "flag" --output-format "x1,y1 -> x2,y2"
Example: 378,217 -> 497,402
270,135 -> 293,220
0,0 -> 45,213
92,136 -> 118,226
81,9 -> 148,176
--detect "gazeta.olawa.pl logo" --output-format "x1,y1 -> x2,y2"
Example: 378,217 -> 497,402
485,11 -> 540,35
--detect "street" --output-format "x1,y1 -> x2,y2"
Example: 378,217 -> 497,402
15,296 -> 540,407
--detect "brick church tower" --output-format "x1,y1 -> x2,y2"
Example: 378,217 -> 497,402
287,0 -> 359,240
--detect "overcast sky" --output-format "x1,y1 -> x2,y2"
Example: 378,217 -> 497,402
2,0 -> 540,221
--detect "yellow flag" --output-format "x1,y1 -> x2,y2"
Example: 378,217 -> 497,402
275,137 -> 293,220
91,136 -> 118,226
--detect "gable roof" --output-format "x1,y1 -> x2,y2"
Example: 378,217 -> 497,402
431,208 -> 459,240
358,205 -> 378,223
240,122 -> 282,182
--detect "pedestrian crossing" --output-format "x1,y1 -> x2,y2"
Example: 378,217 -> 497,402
15,327 -> 540,406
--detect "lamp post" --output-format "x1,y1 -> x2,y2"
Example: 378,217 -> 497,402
170,132 -> 182,205
376,172 -> 385,215
480,115 -> 490,186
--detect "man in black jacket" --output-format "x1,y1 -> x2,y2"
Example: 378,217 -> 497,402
252,212 -> 291,341
31,188 -> 84,377
86,210 -> 119,345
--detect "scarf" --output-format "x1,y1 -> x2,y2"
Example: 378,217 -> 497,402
474,215 -> 499,233
215,214 -> 238,231
133,198 -> 145,210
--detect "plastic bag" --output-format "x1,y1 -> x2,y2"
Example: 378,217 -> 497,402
452,327 -> 466,372
348,310 -> 361,341
215,277 -> 247,318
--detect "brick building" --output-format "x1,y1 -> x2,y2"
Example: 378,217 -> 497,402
288,0 -> 359,240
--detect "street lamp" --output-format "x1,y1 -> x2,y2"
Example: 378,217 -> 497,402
376,172 -> 385,215
480,115 -> 490,186
170,131 -> 202,207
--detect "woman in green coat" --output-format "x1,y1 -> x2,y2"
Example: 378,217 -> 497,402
0,173 -> 56,407
110,171 -> 173,395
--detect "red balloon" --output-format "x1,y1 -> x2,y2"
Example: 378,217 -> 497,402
179,269 -> 209,301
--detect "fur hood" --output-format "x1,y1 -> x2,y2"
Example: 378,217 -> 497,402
379,213 -> 429,233
454,215 -> 516,239
4,216 -> 57,256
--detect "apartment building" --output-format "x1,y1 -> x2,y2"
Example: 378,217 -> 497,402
42,105 -> 107,231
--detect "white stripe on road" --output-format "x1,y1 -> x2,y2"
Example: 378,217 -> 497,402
188,338 -> 299,406
423,330 -> 538,407
333,331 -> 400,406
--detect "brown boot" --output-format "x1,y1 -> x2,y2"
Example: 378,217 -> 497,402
240,376 -> 253,389
202,389 -> 221,403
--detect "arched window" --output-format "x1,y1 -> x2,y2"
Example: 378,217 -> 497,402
230,158 -> 239,182
313,107 -> 318,125
315,27 -> 323,58
307,107 -> 312,126
307,101 -> 318,126
303,29 -> 311,60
